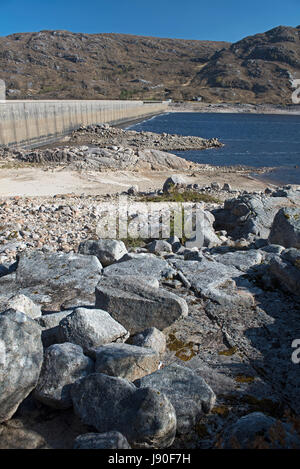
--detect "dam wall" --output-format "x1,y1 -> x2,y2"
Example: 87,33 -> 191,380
0,99 -> 168,148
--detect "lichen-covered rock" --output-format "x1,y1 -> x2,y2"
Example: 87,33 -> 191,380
134,363 -> 216,434
269,248 -> 300,295
213,194 -> 295,240
103,255 -> 170,281
58,308 -> 129,354
222,412 -> 300,449
74,432 -> 131,449
71,373 -> 177,448
269,207 -> 300,248
171,258 -> 255,307
15,250 -> 103,310
163,175 -> 187,193
128,327 -> 166,355
34,343 -> 94,409
94,343 -> 159,381
0,294 -> 41,319
95,276 -> 188,334
78,239 -> 127,266
0,310 -> 43,422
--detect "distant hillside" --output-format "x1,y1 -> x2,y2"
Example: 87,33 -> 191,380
0,26 -> 299,104
191,25 -> 300,104
0,31 -> 228,101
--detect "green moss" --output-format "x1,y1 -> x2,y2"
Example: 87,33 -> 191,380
195,422 -> 209,438
120,237 -> 146,249
218,347 -> 238,356
139,190 -> 221,204
235,375 -> 255,384
294,259 -> 300,269
243,395 -> 284,418
167,333 -> 196,361
212,405 -> 230,418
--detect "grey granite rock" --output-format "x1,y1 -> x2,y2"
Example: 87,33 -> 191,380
222,412 -> 300,449
14,250 -> 103,310
74,432 -> 131,449
269,207 -> 300,248
94,343 -> 159,381
95,276 -> 188,334
128,327 -> 166,355
71,373 -> 177,448
58,308 -> 129,354
134,363 -> 216,434
103,255 -> 170,281
35,310 -> 73,347
0,293 -> 41,319
0,310 -> 43,422
78,239 -> 127,266
171,258 -> 255,307
34,343 -> 94,409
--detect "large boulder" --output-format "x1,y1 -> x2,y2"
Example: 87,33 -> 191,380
269,248 -> 300,295
14,251 -> 103,310
93,343 -> 159,381
0,310 -> 43,422
269,207 -> 300,248
171,258 -> 255,307
34,343 -> 94,409
147,240 -> 172,254
103,255 -> 172,281
58,308 -> 129,354
213,194 -> 296,240
213,249 -> 263,272
78,239 -> 127,267
74,432 -> 131,449
162,175 -> 188,193
95,276 -> 188,334
71,373 -> 177,448
134,363 -> 215,434
222,412 -> 300,449
0,294 -> 41,319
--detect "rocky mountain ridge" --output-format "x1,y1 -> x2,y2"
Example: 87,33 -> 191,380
1,25 -> 300,104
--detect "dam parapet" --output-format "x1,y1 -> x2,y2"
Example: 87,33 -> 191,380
0,98 -> 168,148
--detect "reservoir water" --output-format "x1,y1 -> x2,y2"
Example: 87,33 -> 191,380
128,112 -> 300,185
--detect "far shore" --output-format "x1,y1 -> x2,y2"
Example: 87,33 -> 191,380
168,102 -> 300,115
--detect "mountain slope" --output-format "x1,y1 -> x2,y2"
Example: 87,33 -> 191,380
0,30 -> 228,101
192,25 -> 300,104
0,26 -> 299,104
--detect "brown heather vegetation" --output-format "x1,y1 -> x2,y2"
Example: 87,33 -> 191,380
1,25 -> 300,104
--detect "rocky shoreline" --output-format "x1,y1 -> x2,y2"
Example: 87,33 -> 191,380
169,102 -> 300,115
0,174 -> 300,449
1,123 -> 300,450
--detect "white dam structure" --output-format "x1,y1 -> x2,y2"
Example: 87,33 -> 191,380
0,88 -> 168,148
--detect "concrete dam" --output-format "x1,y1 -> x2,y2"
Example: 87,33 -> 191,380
0,94 -> 168,149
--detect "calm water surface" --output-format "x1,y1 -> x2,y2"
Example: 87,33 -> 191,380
128,112 -> 300,185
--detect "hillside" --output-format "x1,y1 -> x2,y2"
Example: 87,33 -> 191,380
192,25 -> 300,104
0,31 -> 228,101
0,25 -> 299,104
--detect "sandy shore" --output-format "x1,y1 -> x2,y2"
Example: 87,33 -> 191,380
0,166 -> 274,198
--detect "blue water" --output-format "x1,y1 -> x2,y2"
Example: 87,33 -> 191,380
128,112 -> 300,185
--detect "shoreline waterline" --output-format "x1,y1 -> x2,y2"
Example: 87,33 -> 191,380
128,111 -> 300,187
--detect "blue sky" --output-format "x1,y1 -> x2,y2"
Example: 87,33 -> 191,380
0,0 -> 299,42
